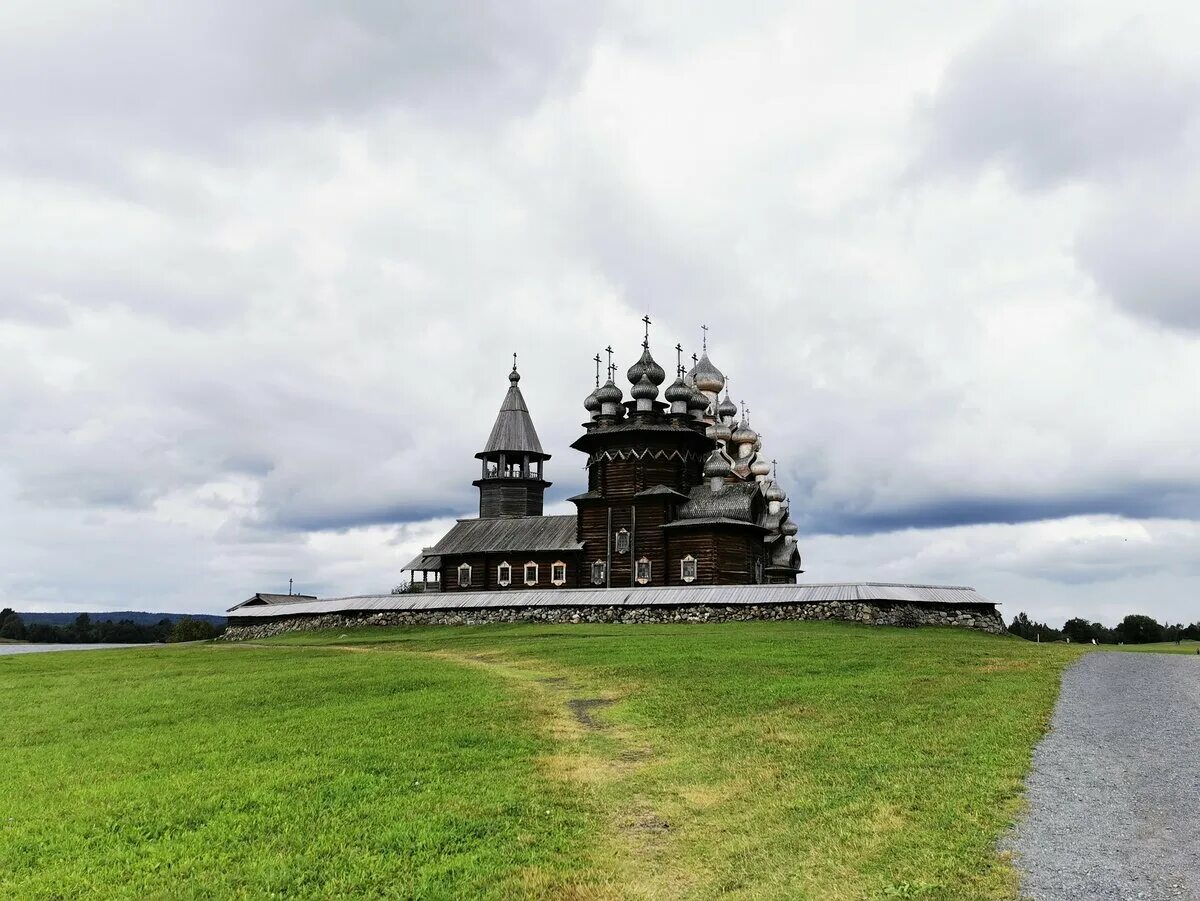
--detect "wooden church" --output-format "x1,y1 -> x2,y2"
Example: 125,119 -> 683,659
403,321 -> 803,592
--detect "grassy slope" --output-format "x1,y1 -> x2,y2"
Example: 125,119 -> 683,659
1,624 -> 1082,899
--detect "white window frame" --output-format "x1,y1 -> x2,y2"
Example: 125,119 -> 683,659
551,561 -> 567,586
523,561 -> 539,586
497,561 -> 511,587
457,563 -> 471,588
635,556 -> 651,585
615,528 -> 630,555
680,555 -> 697,584
591,560 -> 606,585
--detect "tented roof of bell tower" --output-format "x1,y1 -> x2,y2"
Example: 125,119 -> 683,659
476,366 -> 548,460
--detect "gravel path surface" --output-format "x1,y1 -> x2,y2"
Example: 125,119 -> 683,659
1008,652 -> 1200,900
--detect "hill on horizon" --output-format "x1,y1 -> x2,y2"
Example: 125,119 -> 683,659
16,611 -> 226,627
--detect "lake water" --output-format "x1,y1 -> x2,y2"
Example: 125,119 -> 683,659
0,643 -> 160,656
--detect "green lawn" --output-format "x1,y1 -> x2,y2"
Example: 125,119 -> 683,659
0,623 -> 1083,899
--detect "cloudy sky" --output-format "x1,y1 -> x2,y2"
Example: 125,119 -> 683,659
2,1 -> 1197,625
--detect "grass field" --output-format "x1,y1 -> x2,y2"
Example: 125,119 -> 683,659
0,623 -> 1084,899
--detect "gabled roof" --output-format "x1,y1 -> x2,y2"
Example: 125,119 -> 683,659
675,481 -> 761,523
477,373 -> 546,459
635,484 -> 691,501
227,592 -> 317,612
429,514 -> 582,556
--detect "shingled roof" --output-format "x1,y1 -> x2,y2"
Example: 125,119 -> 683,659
674,481 -> 761,523
477,369 -> 546,459
427,514 -> 582,556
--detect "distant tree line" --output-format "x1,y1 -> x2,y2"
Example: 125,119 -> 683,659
0,610 -> 223,644
1008,611 -> 1200,644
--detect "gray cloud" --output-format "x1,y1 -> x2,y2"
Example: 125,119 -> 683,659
915,13 -> 1200,332
915,18 -> 1199,189
1075,176 -> 1200,331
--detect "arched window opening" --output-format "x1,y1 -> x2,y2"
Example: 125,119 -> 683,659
523,562 -> 539,586
457,563 -> 472,588
497,562 -> 511,587
591,560 -> 606,586
551,561 -> 567,586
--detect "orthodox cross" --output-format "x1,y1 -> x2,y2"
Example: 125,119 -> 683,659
674,343 -> 684,377
642,314 -> 652,348
701,323 -> 708,352
593,353 -> 602,387
691,352 -> 698,368
772,459 -> 778,479
741,400 -> 747,421
605,345 -> 614,381
512,352 -> 518,372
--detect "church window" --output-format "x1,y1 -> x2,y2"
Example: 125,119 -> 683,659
591,560 -> 606,585
680,555 -> 697,583
615,528 -> 630,555
457,563 -> 472,588
551,561 -> 567,586
636,557 -> 651,585
524,562 -> 539,586
497,562 -> 511,587
754,558 -> 764,584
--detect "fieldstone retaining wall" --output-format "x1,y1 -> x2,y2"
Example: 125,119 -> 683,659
222,600 -> 1008,641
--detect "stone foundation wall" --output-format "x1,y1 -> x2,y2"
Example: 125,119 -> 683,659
222,600 -> 1008,641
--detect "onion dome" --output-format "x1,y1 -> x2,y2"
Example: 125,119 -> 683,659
731,420 -> 758,445
750,455 -> 771,477
631,372 -> 658,401
765,481 -> 787,503
664,376 -> 692,404
596,378 -> 623,406
703,448 -> 732,478
627,346 -> 666,387
709,420 -> 733,442
717,392 -> 737,421
583,388 -> 601,415
689,352 -> 724,393
780,517 -> 798,536
687,381 -> 710,414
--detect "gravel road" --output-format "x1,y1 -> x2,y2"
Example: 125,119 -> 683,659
1008,651 -> 1200,900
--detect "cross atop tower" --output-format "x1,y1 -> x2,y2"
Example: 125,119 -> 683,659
642,314 -> 652,348
701,323 -> 709,352
674,343 -> 684,377
593,353 -> 602,387
605,345 -> 614,380
512,352 -> 518,372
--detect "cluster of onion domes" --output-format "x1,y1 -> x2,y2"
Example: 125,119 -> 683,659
579,322 -> 799,566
